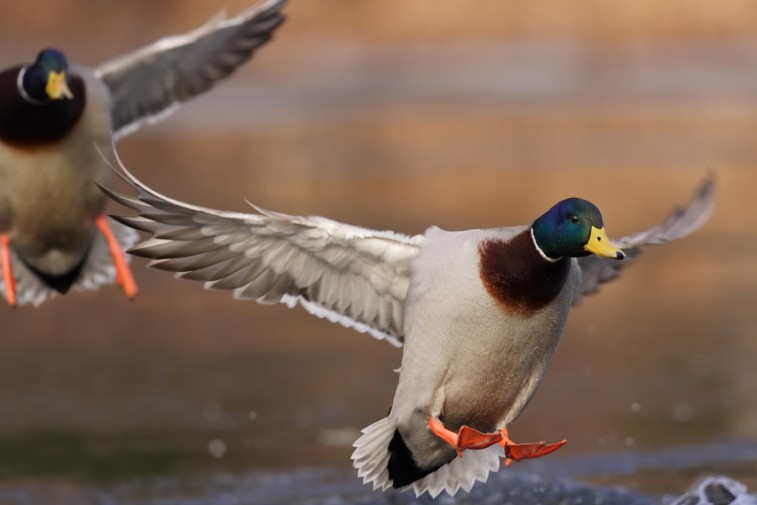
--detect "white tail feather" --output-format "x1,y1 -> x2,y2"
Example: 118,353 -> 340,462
352,417 -> 396,491
352,416 -> 503,497
410,446 -> 501,498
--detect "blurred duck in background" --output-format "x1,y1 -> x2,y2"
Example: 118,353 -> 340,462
0,0 -> 286,306
105,153 -> 714,497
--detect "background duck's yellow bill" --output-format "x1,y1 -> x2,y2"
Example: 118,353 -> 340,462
46,71 -> 73,100
585,226 -> 625,259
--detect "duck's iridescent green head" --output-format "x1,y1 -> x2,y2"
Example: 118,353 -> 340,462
532,197 -> 625,261
19,49 -> 73,103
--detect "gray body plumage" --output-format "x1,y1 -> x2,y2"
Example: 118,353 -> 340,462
104,161 -> 715,497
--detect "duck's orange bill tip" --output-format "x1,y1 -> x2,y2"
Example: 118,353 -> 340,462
504,438 -> 567,462
0,234 -> 17,307
95,215 -> 138,300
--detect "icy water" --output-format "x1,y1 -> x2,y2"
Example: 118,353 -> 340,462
1,4 -> 757,503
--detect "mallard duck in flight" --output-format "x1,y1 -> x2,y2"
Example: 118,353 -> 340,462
104,159 -> 714,497
0,0 -> 286,306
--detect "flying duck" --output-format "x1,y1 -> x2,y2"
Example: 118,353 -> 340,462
0,0 -> 286,306
104,159 -> 715,497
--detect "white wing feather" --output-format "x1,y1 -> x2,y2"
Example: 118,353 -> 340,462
105,161 -> 421,346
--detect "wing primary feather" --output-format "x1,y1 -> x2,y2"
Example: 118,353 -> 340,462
106,150 -> 420,345
614,174 -> 716,249
98,0 -> 287,138
575,174 -> 715,305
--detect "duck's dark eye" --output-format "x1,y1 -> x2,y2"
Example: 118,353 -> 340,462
569,214 -> 579,224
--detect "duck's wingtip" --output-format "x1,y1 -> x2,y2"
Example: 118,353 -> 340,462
685,170 -> 718,231
701,170 -> 717,204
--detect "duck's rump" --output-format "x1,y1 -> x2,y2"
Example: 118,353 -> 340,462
0,217 -> 137,306
10,222 -> 96,276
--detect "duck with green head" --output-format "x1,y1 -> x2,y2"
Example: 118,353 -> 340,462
17,49 -> 73,103
532,197 -> 626,261
0,0 -> 286,306
104,155 -> 715,497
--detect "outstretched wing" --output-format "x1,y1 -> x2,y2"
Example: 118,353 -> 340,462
96,0 -> 286,140
574,175 -> 716,303
104,162 -> 422,347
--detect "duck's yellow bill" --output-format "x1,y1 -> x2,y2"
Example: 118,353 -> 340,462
46,71 -> 73,100
584,226 -> 625,260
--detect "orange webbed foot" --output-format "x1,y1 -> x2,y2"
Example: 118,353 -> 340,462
503,439 -> 567,464
95,215 -> 137,299
498,427 -> 567,465
428,417 -> 505,457
428,417 -> 567,463
457,424 -> 505,451
0,234 -> 16,307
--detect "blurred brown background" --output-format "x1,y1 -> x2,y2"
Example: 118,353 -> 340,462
0,0 -> 755,498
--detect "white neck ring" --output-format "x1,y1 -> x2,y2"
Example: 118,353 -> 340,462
17,66 -> 48,105
531,227 -> 562,263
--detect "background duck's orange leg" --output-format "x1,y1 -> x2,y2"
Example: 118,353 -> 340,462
0,235 -> 16,306
95,215 -> 137,299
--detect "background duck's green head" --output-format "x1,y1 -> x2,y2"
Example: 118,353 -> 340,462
532,197 -> 625,260
20,49 -> 73,102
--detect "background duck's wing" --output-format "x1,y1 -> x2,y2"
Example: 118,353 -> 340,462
104,163 -> 420,347
96,0 -> 286,140
574,175 -> 716,304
